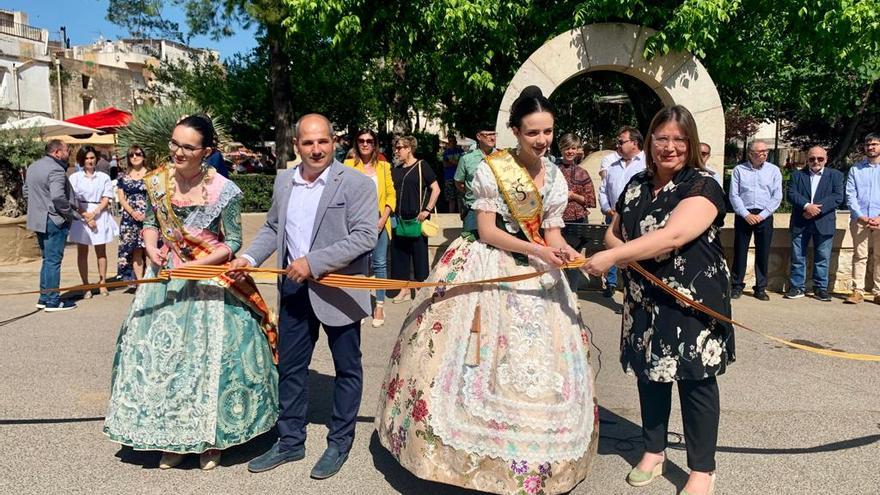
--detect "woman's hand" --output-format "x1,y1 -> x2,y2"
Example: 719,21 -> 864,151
82,211 -> 95,222
132,211 -> 145,222
532,245 -> 565,267
417,210 -> 430,222
377,216 -> 388,231
87,219 -> 98,232
146,246 -> 167,267
582,250 -> 618,276
560,245 -> 584,264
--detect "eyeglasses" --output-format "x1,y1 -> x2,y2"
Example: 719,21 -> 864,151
700,151 -> 711,157
394,145 -> 408,150
127,151 -> 144,157
357,138 -> 375,145
616,138 -> 633,146
807,157 -> 827,163
750,149 -> 769,155
477,132 -> 497,138
652,135 -> 688,150
168,140 -> 204,156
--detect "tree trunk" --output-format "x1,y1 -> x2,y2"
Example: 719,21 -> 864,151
829,82 -> 877,167
391,57 -> 411,134
267,23 -> 294,168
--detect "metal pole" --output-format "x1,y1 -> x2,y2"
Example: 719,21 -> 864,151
55,58 -> 64,119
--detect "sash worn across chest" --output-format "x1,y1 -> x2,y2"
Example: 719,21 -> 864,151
484,150 -> 547,246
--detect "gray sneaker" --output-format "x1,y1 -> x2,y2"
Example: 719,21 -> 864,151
784,287 -> 805,299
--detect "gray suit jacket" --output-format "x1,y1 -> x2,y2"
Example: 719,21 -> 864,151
23,155 -> 81,233
244,160 -> 378,327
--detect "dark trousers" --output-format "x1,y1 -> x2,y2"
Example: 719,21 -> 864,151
638,377 -> 720,472
36,218 -> 69,306
390,234 -> 430,283
562,218 -> 589,291
732,210 -> 773,290
277,279 -> 363,453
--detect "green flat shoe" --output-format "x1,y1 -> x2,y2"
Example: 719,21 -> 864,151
626,458 -> 665,487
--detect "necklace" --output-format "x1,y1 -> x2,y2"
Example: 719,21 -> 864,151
171,164 -> 211,204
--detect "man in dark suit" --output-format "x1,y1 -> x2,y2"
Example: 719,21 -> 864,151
784,146 -> 844,301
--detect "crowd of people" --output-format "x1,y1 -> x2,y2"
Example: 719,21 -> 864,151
20,89 -> 880,495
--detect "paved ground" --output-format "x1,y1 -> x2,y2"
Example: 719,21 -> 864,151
1,214 -> 878,494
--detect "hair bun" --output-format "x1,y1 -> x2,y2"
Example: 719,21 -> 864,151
519,85 -> 544,99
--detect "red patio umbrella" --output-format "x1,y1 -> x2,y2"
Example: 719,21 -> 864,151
65,107 -> 133,133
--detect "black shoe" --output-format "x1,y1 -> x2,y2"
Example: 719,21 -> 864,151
730,287 -> 743,299
310,446 -> 349,479
783,287 -> 805,299
754,289 -> 770,301
247,441 -> 305,473
813,288 -> 832,302
602,285 -> 615,298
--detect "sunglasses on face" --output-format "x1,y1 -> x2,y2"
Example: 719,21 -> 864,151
701,151 -> 711,157
394,146 -> 408,150
128,151 -> 144,157
808,157 -> 826,163
358,138 -> 374,145
616,139 -> 632,146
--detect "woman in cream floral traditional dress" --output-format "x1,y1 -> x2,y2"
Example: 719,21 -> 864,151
375,87 -> 598,494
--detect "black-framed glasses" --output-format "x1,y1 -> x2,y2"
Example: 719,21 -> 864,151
807,157 -> 827,163
394,145 -> 408,150
357,138 -> 375,145
168,140 -> 204,155
127,151 -> 144,157
616,138 -> 633,146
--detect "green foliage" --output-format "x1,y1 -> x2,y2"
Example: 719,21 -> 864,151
0,129 -> 45,170
116,101 -> 229,169
230,173 -> 275,212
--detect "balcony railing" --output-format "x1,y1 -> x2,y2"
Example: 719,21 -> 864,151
0,19 -> 46,43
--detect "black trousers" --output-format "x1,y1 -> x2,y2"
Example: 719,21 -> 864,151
390,233 -> 430,283
562,218 -> 589,291
276,279 -> 363,454
637,377 -> 720,472
732,210 -> 774,290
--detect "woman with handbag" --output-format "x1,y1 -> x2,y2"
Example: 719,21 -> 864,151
344,129 -> 396,327
389,135 -> 441,303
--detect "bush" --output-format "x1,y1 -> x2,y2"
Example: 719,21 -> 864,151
231,173 -> 275,212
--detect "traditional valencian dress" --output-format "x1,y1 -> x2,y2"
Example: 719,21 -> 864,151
375,150 -> 598,494
103,165 -> 279,454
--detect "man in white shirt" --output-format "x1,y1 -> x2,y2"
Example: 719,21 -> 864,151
599,126 -> 646,297
232,114 -> 377,479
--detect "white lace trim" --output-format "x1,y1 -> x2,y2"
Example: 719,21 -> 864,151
183,181 -> 243,231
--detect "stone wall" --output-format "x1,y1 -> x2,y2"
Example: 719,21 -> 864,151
426,212 -> 873,294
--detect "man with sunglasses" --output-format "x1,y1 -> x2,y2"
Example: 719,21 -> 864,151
700,142 -> 723,186
599,126 -> 646,298
455,124 -> 497,231
784,146 -> 843,301
844,132 -> 880,304
729,140 -> 782,300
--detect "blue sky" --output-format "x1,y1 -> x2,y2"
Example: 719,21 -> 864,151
5,0 -> 257,60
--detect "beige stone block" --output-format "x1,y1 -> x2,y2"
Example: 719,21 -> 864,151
692,105 -> 726,167
529,28 -> 591,88
580,23 -> 639,72
622,26 -> 690,97
661,58 -> 723,115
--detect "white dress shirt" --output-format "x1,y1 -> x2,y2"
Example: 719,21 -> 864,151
809,167 -> 823,203
285,166 -> 330,264
599,151 -> 646,214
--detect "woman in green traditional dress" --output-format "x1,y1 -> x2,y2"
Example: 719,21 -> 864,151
103,115 -> 279,471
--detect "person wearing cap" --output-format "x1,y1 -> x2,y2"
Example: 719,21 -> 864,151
455,124 -> 497,232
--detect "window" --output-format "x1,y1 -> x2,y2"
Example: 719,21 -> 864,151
81,74 -> 90,89
82,97 -> 92,114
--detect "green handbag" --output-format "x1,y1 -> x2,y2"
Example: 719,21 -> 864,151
395,217 -> 423,237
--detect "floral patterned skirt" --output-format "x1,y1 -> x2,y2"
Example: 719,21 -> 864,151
375,237 -> 598,494
103,270 -> 279,453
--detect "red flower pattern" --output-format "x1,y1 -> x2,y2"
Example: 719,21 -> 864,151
411,399 -> 428,422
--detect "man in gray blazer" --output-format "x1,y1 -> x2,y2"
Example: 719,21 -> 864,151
24,139 -> 82,312
231,114 -> 377,479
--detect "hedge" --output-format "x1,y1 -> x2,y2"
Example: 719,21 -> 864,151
231,173 -> 275,212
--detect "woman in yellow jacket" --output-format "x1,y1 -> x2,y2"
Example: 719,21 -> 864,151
345,129 -> 396,327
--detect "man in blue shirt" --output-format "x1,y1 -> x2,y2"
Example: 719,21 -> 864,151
784,146 -> 844,301
599,126 -> 646,297
729,140 -> 783,300
844,132 -> 880,304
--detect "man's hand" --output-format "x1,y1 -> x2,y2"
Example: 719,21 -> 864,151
868,217 -> 880,230
285,256 -> 312,283
745,213 -> 763,225
803,203 -> 822,218
228,257 -> 252,280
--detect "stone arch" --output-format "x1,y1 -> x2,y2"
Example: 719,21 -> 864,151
496,23 -> 725,168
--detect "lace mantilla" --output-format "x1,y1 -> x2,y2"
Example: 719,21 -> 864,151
183,180 -> 243,231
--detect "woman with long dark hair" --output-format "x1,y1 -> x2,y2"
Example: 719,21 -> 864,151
116,145 -> 149,285
344,130 -> 396,326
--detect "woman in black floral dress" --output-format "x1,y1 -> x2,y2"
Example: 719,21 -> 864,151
584,106 -> 733,495
116,145 -> 149,284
